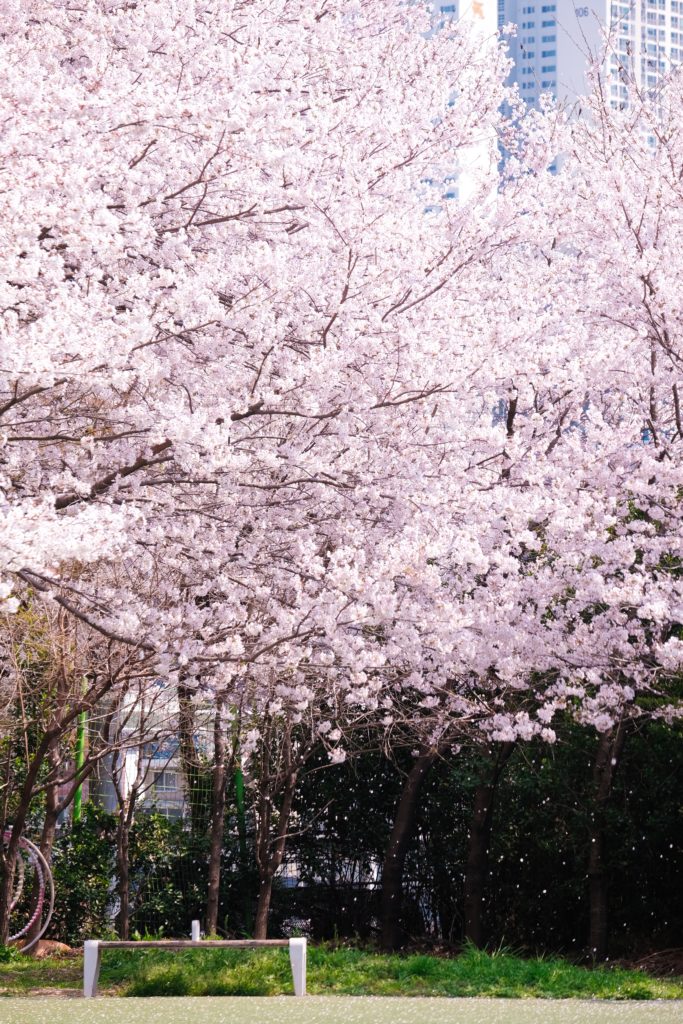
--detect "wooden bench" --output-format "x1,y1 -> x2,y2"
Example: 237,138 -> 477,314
83,937 -> 307,997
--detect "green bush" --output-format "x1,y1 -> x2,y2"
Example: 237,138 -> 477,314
126,812 -> 208,938
50,803 -> 117,945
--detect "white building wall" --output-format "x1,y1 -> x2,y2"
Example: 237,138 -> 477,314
502,0 -> 683,108
434,1 -> 501,201
432,0 -> 681,194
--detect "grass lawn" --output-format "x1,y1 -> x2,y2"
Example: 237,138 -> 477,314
1,945 -> 682,1000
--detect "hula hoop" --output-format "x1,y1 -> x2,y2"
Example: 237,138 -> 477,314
9,852 -> 25,913
2,831 -> 55,953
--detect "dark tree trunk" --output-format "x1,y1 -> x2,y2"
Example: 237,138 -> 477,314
463,741 -> 516,948
178,681 -> 209,835
0,847 -> 19,946
587,721 -> 627,961
206,698 -> 227,936
380,751 -> 437,951
253,772 -> 297,940
253,872 -> 275,941
114,773 -> 140,943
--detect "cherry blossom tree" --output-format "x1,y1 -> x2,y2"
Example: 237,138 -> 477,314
1,0 -> 511,660
3,0 -> 681,947
529,63 -> 683,958
0,0 -> 529,938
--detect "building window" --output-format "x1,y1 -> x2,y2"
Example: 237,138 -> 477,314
542,64 -> 556,72
154,770 -> 180,793
542,34 -> 556,41
522,5 -> 536,12
542,49 -> 556,56
440,4 -> 457,11
541,79 -> 555,87
541,4 -> 556,10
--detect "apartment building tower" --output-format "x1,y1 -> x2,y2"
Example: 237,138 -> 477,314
435,0 -> 683,106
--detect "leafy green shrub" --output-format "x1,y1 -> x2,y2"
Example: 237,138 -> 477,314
50,803 -> 117,945
126,812 -> 208,937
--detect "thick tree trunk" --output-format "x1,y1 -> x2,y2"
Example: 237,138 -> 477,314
253,872 -> 275,940
177,681 -> 208,835
588,827 -> 608,960
0,848 -> 19,945
253,772 -> 297,940
464,784 -> 491,949
205,698 -> 227,936
380,751 -> 437,951
587,721 -> 627,961
463,741 -> 516,949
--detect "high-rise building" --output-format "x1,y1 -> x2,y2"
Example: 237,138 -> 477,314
435,0 -> 683,108
504,0 -> 682,107
432,1 -> 501,201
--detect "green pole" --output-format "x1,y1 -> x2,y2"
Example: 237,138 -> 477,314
72,710 -> 87,823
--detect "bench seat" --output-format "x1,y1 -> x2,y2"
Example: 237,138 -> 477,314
83,936 -> 307,997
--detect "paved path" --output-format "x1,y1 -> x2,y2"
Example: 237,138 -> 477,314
3,996 -> 682,1024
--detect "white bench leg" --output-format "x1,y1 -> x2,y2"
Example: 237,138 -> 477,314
83,940 -> 102,998
288,937 -> 307,997
191,920 -> 201,942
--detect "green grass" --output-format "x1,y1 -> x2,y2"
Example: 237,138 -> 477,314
1,944 -> 682,999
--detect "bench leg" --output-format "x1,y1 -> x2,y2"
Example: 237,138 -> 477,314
83,940 -> 102,998
288,937 -> 306,997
